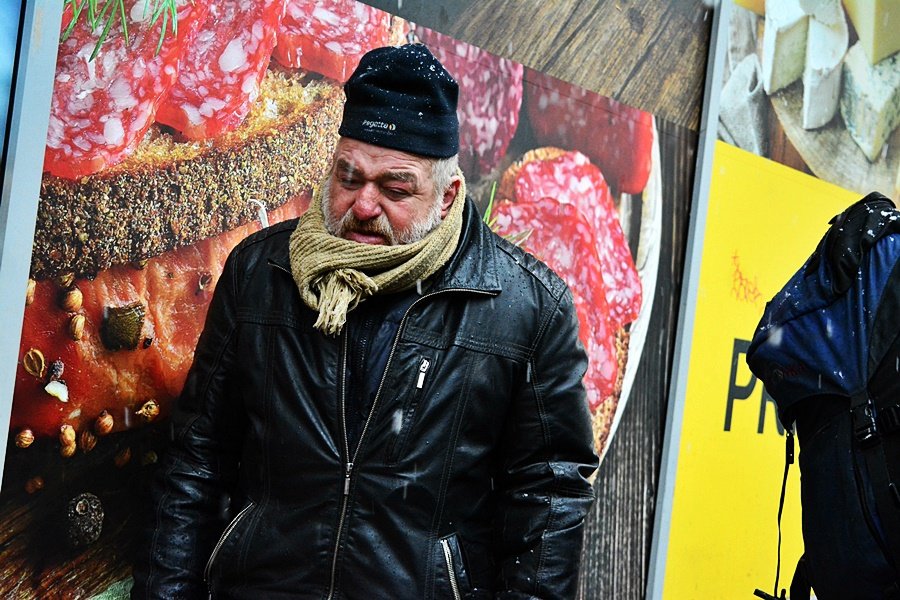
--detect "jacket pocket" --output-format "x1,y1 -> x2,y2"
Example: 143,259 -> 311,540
439,533 -> 471,600
204,501 -> 257,587
386,355 -> 432,464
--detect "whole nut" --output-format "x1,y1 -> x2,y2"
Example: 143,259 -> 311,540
25,476 -> 44,494
135,399 -> 160,422
70,314 -> 86,341
114,447 -> 132,468
60,286 -> 83,313
59,424 -> 76,447
25,278 -> 36,306
79,430 -> 97,453
16,429 -> 34,448
22,348 -> 46,379
94,410 -> 114,436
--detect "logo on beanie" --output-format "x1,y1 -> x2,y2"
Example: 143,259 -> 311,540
361,119 -> 396,131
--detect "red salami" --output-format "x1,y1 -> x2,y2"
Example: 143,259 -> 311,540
273,0 -> 391,82
416,27 -> 523,179
513,150 -> 642,327
525,69 -> 654,195
156,0 -> 286,140
45,0 -> 208,179
490,197 -> 617,410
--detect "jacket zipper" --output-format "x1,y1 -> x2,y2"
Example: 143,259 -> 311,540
440,538 -> 462,600
416,358 -> 430,389
204,501 -> 256,586
324,288 -> 494,600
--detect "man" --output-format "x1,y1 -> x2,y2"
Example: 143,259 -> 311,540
132,43 -> 598,600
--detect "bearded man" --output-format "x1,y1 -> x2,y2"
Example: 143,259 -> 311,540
132,43 -> 598,600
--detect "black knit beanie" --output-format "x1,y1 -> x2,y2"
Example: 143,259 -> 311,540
339,43 -> 459,159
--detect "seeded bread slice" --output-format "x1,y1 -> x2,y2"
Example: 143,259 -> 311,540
33,68 -> 343,280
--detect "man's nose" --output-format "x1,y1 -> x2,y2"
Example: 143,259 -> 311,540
351,183 -> 383,221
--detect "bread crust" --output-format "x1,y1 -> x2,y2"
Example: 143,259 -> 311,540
33,70 -> 343,280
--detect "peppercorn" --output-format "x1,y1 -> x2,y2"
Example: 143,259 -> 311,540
65,492 -> 103,548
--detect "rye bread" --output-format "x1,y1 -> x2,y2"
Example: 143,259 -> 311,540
33,68 -> 343,280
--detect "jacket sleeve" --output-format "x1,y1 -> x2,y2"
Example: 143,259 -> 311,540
495,288 -> 599,599
131,249 -> 246,600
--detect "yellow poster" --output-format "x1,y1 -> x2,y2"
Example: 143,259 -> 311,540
661,141 -> 856,597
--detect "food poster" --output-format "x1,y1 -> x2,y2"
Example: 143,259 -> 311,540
653,0 -> 893,596
0,0 -> 696,597
719,0 -> 900,203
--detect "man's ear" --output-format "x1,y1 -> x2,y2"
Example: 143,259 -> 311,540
440,177 -> 462,219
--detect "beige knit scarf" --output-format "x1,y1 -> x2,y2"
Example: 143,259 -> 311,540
289,172 -> 466,336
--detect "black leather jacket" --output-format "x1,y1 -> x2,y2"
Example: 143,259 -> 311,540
132,198 -> 598,600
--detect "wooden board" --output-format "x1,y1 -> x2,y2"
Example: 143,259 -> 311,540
770,82 -> 900,200
363,0 -> 714,132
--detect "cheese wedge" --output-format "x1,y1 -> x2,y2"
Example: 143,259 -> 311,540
762,0 -> 809,94
802,13 -> 848,129
799,0 -> 843,24
734,0 -> 765,15
840,42 -> 900,162
843,0 -> 900,65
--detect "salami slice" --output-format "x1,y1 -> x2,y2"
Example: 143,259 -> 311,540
490,197 -> 617,409
513,150 -> 642,327
273,0 -> 392,82
416,27 -> 523,180
524,69 -> 654,195
155,0 -> 286,140
45,0 -> 208,179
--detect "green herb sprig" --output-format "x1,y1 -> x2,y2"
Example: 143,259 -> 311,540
60,0 -> 180,61
482,180 -> 532,247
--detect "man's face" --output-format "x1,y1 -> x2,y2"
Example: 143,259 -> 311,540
323,138 -> 454,245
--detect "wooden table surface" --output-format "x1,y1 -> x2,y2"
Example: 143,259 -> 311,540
365,0 -> 714,131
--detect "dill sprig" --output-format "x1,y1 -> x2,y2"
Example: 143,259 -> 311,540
482,181 -> 533,247
60,0 -> 180,61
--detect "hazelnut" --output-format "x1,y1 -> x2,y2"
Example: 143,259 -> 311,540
59,424 -> 76,447
22,348 -> 46,379
60,286 -> 83,313
79,429 -> 97,453
25,476 -> 44,494
25,278 -> 36,306
114,446 -> 132,468
15,429 -> 34,449
55,273 -> 75,288
60,443 -> 77,458
70,314 -> 86,341
135,399 -> 160,422
94,410 -> 114,436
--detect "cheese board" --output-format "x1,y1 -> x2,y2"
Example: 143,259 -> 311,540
769,80 -> 900,200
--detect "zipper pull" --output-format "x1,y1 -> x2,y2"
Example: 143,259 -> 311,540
343,462 -> 354,496
416,358 -> 431,389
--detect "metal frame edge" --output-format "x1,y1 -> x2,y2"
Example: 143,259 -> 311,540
645,1 -> 731,597
0,2 -> 63,489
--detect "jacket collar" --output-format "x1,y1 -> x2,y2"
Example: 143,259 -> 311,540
267,196 -> 501,295
429,196 -> 501,294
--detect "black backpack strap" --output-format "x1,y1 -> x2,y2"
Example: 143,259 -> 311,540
850,389 -> 900,583
789,555 -> 811,600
